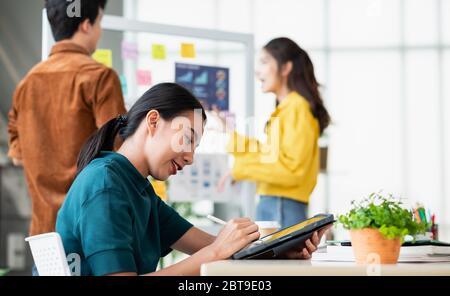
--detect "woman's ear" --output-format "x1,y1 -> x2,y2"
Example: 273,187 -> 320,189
145,110 -> 160,136
281,61 -> 293,77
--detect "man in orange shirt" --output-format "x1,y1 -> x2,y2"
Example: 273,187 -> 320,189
7,0 -> 126,236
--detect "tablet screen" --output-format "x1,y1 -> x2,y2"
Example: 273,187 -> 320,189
259,216 -> 326,244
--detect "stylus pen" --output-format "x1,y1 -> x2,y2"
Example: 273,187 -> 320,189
207,215 -> 264,244
206,215 -> 227,225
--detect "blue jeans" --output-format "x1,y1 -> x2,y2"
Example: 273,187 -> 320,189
256,195 -> 308,228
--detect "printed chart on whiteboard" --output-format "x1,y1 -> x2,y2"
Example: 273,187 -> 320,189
175,63 -> 229,111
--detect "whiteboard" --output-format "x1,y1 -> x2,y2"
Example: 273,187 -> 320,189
41,10 -> 257,217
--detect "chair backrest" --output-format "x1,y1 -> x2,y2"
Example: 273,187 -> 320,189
25,232 -> 71,276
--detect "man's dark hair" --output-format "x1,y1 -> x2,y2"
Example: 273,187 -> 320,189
45,0 -> 107,41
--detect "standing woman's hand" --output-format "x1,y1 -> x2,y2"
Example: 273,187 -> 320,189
211,107 -> 235,134
216,170 -> 237,193
207,218 -> 260,260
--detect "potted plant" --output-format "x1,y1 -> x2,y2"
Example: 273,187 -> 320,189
338,192 -> 428,264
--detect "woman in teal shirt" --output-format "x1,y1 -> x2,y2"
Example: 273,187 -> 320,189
56,83 -> 325,276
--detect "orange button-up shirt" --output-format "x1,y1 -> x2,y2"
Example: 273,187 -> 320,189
7,41 -> 126,236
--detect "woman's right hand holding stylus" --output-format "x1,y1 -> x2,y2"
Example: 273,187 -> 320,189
207,218 -> 260,260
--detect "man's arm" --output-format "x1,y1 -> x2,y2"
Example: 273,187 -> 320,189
8,84 -> 23,166
11,158 -> 23,166
92,68 -> 127,127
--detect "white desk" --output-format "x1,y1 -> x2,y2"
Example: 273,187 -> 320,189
201,260 -> 450,276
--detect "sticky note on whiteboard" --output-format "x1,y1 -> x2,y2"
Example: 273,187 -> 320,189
92,49 -> 112,68
121,41 -> 138,60
180,43 -> 196,58
152,44 -> 166,60
136,70 -> 152,86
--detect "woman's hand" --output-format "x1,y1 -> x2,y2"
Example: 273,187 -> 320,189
216,170 -> 236,193
282,224 -> 332,259
207,218 -> 260,260
211,107 -> 235,133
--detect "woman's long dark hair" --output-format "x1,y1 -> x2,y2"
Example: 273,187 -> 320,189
264,37 -> 330,134
76,83 -> 207,174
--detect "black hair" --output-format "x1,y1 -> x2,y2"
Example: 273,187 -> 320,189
264,37 -> 331,134
76,83 -> 207,174
45,0 -> 107,41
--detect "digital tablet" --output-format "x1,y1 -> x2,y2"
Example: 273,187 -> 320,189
232,213 -> 335,260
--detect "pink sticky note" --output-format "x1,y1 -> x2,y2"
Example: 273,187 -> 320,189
137,70 -> 152,86
122,41 -> 138,60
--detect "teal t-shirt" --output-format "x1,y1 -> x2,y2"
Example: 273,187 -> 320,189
56,151 -> 193,276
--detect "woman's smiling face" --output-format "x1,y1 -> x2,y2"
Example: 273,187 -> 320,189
143,109 -> 204,181
255,49 -> 282,94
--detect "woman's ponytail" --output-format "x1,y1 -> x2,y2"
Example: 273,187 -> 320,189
76,115 -> 128,175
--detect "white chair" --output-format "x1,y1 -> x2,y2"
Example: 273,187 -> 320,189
25,232 -> 71,276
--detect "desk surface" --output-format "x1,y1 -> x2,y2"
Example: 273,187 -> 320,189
201,260 -> 450,276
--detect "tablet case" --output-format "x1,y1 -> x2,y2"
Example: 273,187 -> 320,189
232,214 -> 335,260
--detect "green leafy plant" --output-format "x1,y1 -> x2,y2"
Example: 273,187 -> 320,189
338,192 -> 428,241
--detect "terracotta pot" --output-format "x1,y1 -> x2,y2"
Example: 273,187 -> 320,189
350,228 -> 401,264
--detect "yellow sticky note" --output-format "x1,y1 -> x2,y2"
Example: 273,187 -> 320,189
181,43 -> 196,58
152,44 -> 166,60
92,49 -> 112,68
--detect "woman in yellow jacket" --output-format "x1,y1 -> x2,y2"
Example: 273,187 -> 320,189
224,37 -> 330,228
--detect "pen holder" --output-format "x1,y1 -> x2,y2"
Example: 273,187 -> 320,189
431,224 -> 439,240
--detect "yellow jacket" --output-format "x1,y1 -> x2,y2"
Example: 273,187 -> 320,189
227,91 -> 320,204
